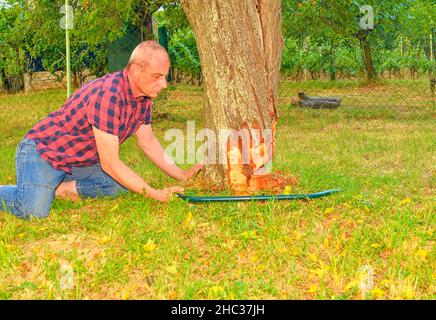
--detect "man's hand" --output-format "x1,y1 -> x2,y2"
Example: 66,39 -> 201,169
182,163 -> 204,180
146,186 -> 184,202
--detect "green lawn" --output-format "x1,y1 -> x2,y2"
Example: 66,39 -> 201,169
0,80 -> 434,300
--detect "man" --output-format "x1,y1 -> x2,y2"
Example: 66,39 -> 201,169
0,41 -> 203,219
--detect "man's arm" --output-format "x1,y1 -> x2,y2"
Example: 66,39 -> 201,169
135,124 -> 203,180
93,126 -> 183,201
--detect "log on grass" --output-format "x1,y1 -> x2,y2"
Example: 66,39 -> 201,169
298,91 -> 341,109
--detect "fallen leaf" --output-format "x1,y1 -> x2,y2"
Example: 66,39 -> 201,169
307,284 -> 318,294
415,249 -> 428,260
324,207 -> 334,215
371,288 -> 385,299
98,236 -> 110,245
399,198 -> 412,206
283,185 -> 292,195
143,239 -> 157,252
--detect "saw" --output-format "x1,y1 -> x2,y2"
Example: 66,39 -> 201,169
176,189 -> 341,203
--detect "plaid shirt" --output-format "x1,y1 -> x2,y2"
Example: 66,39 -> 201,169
25,68 -> 152,174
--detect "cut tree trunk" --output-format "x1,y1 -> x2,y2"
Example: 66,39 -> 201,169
182,0 -> 297,192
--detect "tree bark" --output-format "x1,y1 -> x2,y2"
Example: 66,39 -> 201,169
182,0 -> 295,192
357,30 -> 377,81
144,12 -> 154,40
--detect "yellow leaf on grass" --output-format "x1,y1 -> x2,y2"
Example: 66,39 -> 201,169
415,249 -> 428,259
293,231 -> 304,240
324,207 -> 334,215
166,264 -> 177,274
121,290 -> 130,300
319,260 -> 330,271
344,280 -> 358,292
371,288 -> 385,299
404,287 -> 415,299
222,240 -> 236,251
307,284 -> 318,294
371,243 -> 381,249
277,246 -> 288,254
143,239 -> 156,252
283,186 -> 292,195
381,279 -> 393,287
399,198 -> 412,206
240,230 -> 257,240
290,248 -> 301,256
309,253 -> 318,262
309,268 -> 324,278
99,236 -> 110,245
168,291 -> 178,300
184,211 -> 193,226
209,286 -> 225,297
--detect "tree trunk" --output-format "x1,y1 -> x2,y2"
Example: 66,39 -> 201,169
182,0 -> 295,192
357,30 -> 377,81
143,12 -> 154,40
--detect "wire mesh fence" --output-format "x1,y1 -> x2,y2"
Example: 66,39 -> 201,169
0,2 -> 434,153
0,39 -> 433,128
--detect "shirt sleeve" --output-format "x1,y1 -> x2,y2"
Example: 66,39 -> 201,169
144,102 -> 152,125
86,90 -> 120,136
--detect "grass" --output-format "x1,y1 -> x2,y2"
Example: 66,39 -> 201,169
0,79 -> 434,300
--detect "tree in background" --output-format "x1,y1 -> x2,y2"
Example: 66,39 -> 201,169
282,0 -> 433,81
154,1 -> 202,84
0,0 -> 28,91
1,0 -> 433,92
0,0 -> 177,90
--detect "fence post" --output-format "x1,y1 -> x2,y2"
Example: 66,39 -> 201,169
158,26 -> 171,82
65,0 -> 72,98
430,33 -> 433,62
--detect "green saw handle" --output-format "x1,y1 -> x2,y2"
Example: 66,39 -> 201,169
176,189 -> 341,203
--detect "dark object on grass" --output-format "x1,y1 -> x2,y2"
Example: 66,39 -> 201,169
298,91 -> 341,109
177,189 -> 341,203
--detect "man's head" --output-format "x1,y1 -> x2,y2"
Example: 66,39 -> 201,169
126,41 -> 170,99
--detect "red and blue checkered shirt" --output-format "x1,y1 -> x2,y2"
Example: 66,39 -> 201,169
25,68 -> 152,174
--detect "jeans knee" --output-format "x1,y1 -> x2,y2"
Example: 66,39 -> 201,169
28,208 -> 51,219
20,183 -> 58,219
15,190 -> 53,219
15,204 -> 50,219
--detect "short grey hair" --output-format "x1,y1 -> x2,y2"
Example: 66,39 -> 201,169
127,40 -> 169,70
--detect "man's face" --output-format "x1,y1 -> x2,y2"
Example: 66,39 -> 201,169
132,53 -> 170,98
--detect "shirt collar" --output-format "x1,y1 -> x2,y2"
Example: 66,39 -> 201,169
122,68 -> 148,103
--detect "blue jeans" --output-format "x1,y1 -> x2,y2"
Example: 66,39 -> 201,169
0,138 -> 128,219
